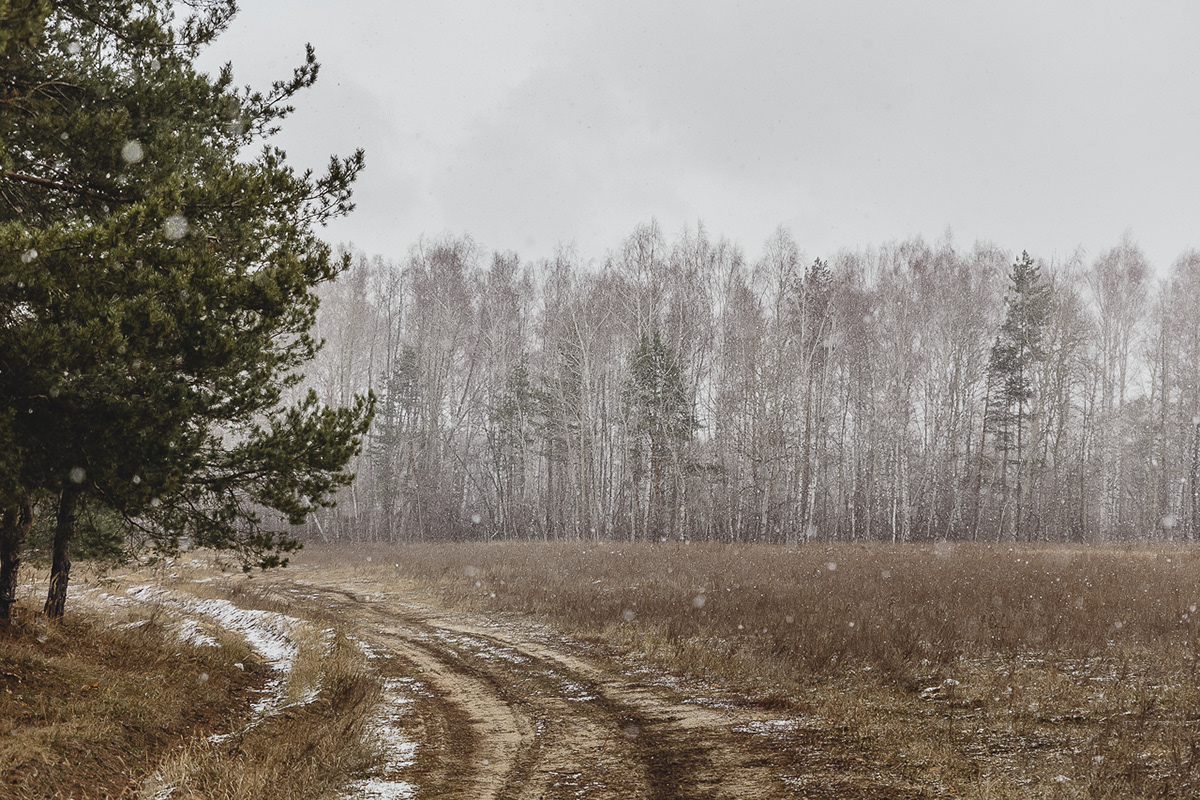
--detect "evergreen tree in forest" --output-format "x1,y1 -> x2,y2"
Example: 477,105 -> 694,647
795,257 -> 834,534
983,251 -> 1051,539
624,332 -> 698,538
487,358 -> 543,539
0,0 -> 372,619
369,346 -> 422,540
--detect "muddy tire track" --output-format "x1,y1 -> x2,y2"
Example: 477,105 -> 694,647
264,580 -> 909,799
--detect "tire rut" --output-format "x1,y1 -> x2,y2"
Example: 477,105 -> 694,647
265,580 -> 850,799
425,616 -> 786,800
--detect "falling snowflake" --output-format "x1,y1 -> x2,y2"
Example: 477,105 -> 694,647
121,140 -> 144,164
163,214 -> 189,240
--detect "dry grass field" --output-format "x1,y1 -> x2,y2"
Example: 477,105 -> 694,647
0,582 -> 263,797
293,540 -> 1200,798
0,566 -> 383,800
6,541 -> 1200,798
137,578 -> 383,800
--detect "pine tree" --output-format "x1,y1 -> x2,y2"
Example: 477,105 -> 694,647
487,359 -> 542,540
983,251 -> 1051,540
369,346 -> 422,541
0,0 -> 371,619
624,332 -> 699,539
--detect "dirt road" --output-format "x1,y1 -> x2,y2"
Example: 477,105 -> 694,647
251,576 -> 916,800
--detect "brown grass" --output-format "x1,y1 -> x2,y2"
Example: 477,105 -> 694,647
3,561 -> 387,800
295,540 -> 1200,799
103,567 -> 386,800
0,599 -> 263,799
141,629 -> 381,800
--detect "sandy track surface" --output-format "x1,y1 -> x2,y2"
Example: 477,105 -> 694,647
246,576 -> 913,800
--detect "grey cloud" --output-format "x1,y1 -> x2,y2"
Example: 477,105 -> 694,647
203,1 -> 1200,268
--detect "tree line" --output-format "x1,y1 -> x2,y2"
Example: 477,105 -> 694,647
305,225 -> 1200,544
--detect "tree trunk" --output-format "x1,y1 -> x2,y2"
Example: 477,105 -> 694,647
1190,419 -> 1200,540
1015,396 -> 1025,540
44,487 -> 81,621
972,393 -> 990,542
0,503 -> 34,621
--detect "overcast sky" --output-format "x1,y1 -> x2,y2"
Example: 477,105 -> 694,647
198,1 -> 1200,272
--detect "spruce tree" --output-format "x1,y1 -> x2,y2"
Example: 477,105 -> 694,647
0,1 -> 371,619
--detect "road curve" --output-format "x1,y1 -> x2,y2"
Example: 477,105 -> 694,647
256,578 -> 913,799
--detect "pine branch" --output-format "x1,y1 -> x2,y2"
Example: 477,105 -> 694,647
1,169 -> 116,201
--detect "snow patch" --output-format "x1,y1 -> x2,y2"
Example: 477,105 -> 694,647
734,718 -> 804,737
559,678 -> 598,702
342,777 -> 416,800
122,585 -> 306,716
339,677 -> 419,800
187,597 -> 299,672
430,629 -> 531,665
174,617 -> 219,648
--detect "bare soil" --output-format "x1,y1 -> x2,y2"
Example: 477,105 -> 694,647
254,572 -> 929,799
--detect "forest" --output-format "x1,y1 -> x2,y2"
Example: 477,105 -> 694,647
300,223 -> 1200,545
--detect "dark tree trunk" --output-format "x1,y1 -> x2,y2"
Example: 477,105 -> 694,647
44,487 -> 81,621
0,502 -> 34,621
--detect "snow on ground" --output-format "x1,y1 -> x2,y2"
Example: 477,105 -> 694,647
82,578 -> 421,797
733,718 -> 806,738
124,584 -> 307,714
559,678 -> 599,702
339,677 -> 419,800
430,628 -> 532,665
342,778 -> 417,800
